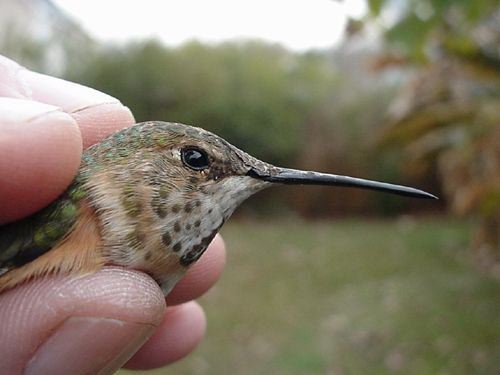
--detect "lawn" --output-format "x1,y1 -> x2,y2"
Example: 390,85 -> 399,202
125,217 -> 500,374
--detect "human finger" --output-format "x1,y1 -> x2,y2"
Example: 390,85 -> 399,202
125,301 -> 206,370
0,267 -> 165,374
0,98 -> 82,224
0,55 -> 135,147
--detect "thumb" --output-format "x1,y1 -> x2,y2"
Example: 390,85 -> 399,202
0,267 -> 165,374
0,97 -> 82,224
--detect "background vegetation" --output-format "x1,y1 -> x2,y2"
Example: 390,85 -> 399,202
364,0 -> 500,273
131,219 -> 496,374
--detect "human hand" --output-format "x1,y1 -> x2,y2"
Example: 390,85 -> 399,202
0,55 -> 226,373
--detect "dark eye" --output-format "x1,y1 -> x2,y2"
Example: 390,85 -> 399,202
181,147 -> 210,171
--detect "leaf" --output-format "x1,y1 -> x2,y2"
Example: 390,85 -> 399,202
386,12 -> 436,61
367,0 -> 385,16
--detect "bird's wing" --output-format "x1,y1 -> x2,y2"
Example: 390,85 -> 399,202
0,196 -> 78,277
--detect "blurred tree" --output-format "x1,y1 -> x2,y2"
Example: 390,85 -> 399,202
0,1 -> 430,218
289,46 -> 401,216
70,40 -> 304,165
69,39 -> 400,216
362,0 -> 500,273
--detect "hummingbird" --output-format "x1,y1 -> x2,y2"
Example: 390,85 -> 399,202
0,121 -> 436,295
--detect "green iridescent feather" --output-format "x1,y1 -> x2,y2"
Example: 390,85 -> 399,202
0,194 -> 79,273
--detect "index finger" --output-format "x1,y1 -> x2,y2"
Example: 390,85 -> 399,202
0,56 -> 135,147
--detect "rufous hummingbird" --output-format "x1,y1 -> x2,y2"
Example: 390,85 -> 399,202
0,122 -> 436,294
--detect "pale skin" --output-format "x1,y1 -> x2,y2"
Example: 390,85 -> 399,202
0,56 -> 226,372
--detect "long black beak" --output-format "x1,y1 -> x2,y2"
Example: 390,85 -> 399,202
247,168 -> 438,199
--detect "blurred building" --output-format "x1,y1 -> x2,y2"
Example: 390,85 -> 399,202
0,0 -> 93,75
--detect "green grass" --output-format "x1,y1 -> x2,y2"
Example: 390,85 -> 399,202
125,217 -> 500,374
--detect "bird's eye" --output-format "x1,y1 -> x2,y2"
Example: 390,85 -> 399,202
181,147 -> 210,171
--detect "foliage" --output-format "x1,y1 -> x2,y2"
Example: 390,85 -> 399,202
70,41 -> 312,165
0,2 -> 437,217
67,39 -> 404,215
365,0 -> 500,271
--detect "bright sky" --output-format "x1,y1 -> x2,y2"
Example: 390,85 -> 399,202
53,0 -> 367,51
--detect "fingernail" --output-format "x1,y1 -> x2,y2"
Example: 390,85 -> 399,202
25,317 -> 155,375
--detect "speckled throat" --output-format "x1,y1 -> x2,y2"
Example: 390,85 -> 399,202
65,122 -> 270,293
